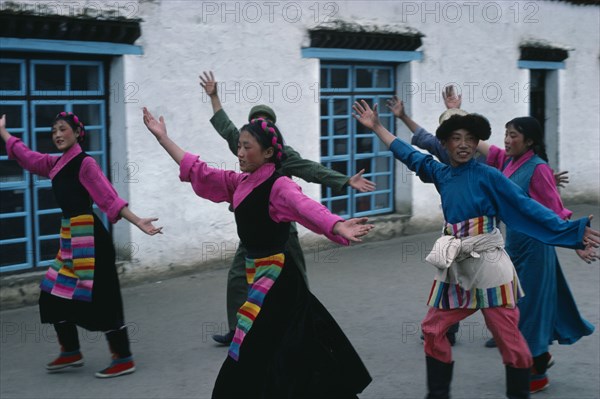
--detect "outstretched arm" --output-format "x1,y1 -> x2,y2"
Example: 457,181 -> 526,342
142,107 -> 185,165
119,206 -> 163,235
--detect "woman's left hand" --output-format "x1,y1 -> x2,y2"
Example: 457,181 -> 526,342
333,217 -> 374,242
575,247 -> 599,264
583,215 -> 600,248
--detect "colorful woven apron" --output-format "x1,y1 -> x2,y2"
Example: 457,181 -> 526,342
228,253 -> 285,361
40,214 -> 95,302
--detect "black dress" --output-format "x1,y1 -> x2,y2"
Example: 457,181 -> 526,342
38,152 -> 125,331
212,172 -> 371,398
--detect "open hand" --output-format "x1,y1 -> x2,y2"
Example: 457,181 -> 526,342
136,217 -> 163,236
583,215 -> 600,248
333,217 -> 374,243
575,247 -> 599,264
352,100 -> 380,130
199,71 -> 217,97
386,95 -> 406,119
142,107 -> 168,140
348,169 -> 376,192
442,85 -> 462,109
553,170 -> 569,188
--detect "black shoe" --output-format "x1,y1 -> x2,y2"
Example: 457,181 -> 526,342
485,338 -> 497,348
212,330 -> 234,346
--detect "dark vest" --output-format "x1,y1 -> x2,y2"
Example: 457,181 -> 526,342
51,152 -> 94,217
234,172 -> 290,258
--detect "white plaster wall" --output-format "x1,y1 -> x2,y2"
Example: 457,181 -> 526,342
118,0 -> 599,268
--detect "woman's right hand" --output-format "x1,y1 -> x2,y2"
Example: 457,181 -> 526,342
143,107 -> 168,141
333,217 -> 374,243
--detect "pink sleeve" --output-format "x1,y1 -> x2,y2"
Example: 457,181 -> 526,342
80,157 -> 128,223
486,145 -> 508,171
6,136 -> 57,178
269,178 -> 349,246
529,164 -> 572,220
179,152 -> 242,204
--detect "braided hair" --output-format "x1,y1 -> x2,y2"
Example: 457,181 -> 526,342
240,118 -> 287,168
53,111 -> 86,142
505,116 -> 548,162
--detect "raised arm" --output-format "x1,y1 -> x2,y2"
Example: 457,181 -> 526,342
200,71 -> 240,156
142,107 -> 185,165
386,95 -> 419,133
1,114 -> 57,177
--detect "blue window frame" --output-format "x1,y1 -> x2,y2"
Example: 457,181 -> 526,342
0,57 -> 109,272
320,64 -> 395,217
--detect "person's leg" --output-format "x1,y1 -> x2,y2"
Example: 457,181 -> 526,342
46,322 -> 83,371
481,307 -> 532,398
95,326 -> 135,378
422,307 -> 475,399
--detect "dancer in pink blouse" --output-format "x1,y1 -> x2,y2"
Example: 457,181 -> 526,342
1,113 -> 161,379
143,107 -> 373,397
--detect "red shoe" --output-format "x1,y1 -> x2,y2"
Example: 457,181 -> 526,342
530,375 -> 549,394
95,356 -> 135,378
46,351 -> 84,371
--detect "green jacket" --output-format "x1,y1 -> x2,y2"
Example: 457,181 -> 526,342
210,109 -> 350,193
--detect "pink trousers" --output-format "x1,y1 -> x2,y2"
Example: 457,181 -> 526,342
422,306 -> 533,368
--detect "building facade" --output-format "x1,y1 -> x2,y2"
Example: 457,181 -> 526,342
1,0 -> 598,276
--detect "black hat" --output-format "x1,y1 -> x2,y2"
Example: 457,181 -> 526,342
436,113 -> 491,141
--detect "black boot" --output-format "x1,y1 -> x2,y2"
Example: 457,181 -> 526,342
426,356 -> 453,399
506,366 -> 530,399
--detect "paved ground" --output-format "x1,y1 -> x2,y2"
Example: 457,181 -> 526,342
1,203 -> 599,399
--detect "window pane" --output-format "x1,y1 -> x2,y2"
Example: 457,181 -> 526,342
355,195 -> 371,212
320,69 -> 328,88
375,69 -> 391,88
374,193 -> 390,209
333,118 -> 348,136
333,98 -> 348,115
0,189 -> 25,213
39,212 -> 62,236
320,139 -> 329,157
35,64 -> 66,91
331,199 -> 348,215
333,138 -> 348,156
71,65 -> 100,91
330,161 -> 348,176
320,119 -> 329,137
35,104 -> 68,128
80,128 -> 102,152
375,175 -> 390,190
375,156 -> 391,172
73,103 -> 102,126
356,68 -> 372,88
0,242 -> 27,267
36,187 -> 59,211
356,158 -> 371,172
0,216 -> 26,240
0,63 -> 22,91
0,160 -> 24,183
331,69 -> 349,89
0,105 -> 24,130
34,131 -> 56,154
356,137 -> 373,154
320,99 -> 329,117
40,238 -> 60,262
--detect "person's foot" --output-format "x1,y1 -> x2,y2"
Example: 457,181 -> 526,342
212,330 -> 234,346
484,337 -> 497,348
46,350 -> 84,371
95,356 -> 135,378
